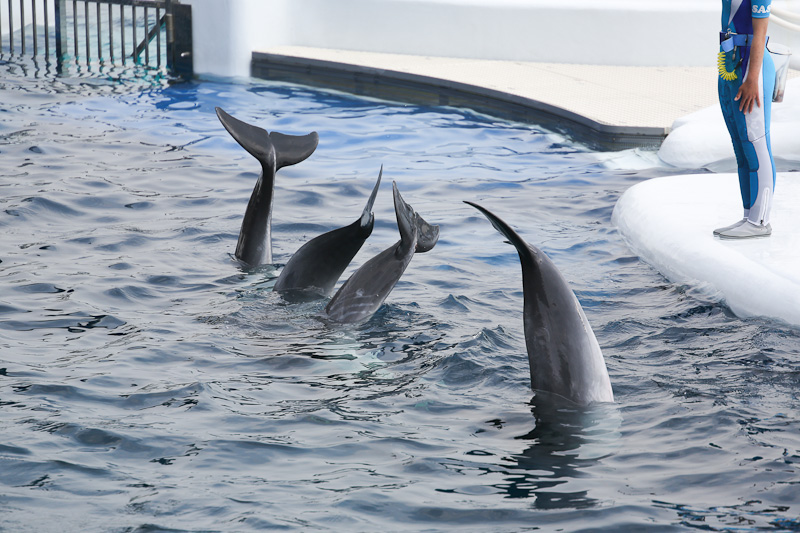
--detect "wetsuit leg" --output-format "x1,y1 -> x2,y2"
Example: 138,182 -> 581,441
719,77 -> 752,218
718,50 -> 776,225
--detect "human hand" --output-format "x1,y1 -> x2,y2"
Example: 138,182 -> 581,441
735,78 -> 761,113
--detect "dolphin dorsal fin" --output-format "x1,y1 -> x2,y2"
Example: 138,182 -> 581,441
215,107 -> 318,170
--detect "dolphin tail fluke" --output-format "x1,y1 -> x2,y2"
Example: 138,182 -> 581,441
270,131 -> 319,170
359,166 -> 383,229
392,182 -> 440,254
216,107 -> 272,163
414,212 -> 439,253
464,201 -> 529,257
215,107 -> 318,169
393,181 -> 416,252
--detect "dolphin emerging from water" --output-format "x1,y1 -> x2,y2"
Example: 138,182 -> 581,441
325,181 -> 439,323
215,107 -> 319,267
464,201 -> 614,406
273,167 -> 383,301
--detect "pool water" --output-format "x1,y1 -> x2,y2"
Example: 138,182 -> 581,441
2,58 -> 800,532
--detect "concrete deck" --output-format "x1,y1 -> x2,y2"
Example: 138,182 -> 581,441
252,46 -> 722,149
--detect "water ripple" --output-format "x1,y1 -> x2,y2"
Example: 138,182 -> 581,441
1,63 -> 799,532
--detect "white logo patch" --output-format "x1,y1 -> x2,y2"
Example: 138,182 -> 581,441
752,5 -> 771,14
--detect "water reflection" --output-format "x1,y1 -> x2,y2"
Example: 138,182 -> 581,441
0,52 -> 172,90
493,398 -> 622,509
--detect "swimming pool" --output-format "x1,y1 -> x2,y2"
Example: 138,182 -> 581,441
2,59 -> 800,531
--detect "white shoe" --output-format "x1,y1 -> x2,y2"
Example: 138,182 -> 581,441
718,220 -> 772,239
713,218 -> 746,236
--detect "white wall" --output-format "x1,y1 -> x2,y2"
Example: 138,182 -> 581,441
184,0 -> 290,79
286,0 -> 718,65
182,0 -> 800,79
182,0 -> 718,78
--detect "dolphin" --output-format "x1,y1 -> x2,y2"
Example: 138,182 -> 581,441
464,201 -> 613,406
273,167 -> 383,301
325,181 -> 439,323
215,107 -> 319,267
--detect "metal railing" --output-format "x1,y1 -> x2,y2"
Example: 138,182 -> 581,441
1,0 -> 192,77
772,6 -> 800,33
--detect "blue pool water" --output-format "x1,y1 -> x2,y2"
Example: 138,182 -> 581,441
1,58 -> 800,532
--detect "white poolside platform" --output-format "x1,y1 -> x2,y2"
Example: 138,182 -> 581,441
613,173 -> 800,327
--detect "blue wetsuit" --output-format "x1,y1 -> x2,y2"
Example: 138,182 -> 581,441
719,0 -> 775,225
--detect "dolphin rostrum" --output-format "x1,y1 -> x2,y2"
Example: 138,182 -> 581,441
464,201 -> 614,406
273,167 -> 383,301
215,107 -> 319,267
325,181 -> 439,323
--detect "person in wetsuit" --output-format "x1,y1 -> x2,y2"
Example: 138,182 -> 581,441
714,0 -> 776,239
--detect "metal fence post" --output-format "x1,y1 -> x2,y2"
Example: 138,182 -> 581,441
55,0 -> 67,59
19,0 -> 25,55
165,0 -> 173,67
17,0 -> 191,77
9,0 -> 14,53
44,0 -> 50,58
167,0 -> 192,78
32,0 -> 38,56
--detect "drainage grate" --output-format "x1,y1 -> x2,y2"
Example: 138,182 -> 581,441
1,0 -> 192,78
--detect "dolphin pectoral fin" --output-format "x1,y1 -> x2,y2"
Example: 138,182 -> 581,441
393,181 -> 439,254
359,166 -> 383,229
270,131 -> 319,170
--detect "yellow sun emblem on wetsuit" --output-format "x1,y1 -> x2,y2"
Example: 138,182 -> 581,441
718,51 -> 738,81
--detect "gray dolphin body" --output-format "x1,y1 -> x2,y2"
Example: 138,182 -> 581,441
216,107 -> 319,267
325,182 -> 439,323
273,168 -> 383,301
465,201 -> 614,406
